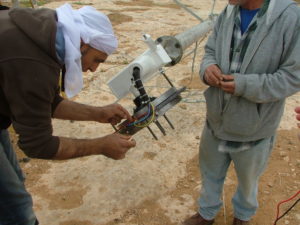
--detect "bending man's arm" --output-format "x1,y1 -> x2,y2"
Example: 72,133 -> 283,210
53,99 -> 132,124
54,134 -> 135,160
52,99 -> 135,160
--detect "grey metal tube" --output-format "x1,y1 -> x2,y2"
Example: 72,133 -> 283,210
175,19 -> 214,51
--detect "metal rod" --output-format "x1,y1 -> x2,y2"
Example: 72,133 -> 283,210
155,121 -> 166,136
163,114 -> 175,129
112,125 -> 117,132
173,0 -> 203,22
210,0 -> 217,16
175,20 -> 214,51
160,69 -> 174,87
147,126 -> 158,140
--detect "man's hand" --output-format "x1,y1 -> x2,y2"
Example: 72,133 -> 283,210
96,104 -> 133,125
53,100 -> 133,125
98,133 -> 136,160
204,64 -> 223,87
220,74 -> 235,94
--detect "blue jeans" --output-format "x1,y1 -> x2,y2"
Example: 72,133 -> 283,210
198,126 -> 274,221
0,129 -> 38,225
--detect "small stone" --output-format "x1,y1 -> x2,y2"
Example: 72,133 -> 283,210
283,156 -> 290,162
195,136 -> 200,140
279,151 -> 287,157
143,209 -> 148,213
179,104 -> 187,110
114,218 -> 121,223
189,178 -> 195,182
19,157 -> 30,163
24,164 -> 31,169
267,182 -> 273,188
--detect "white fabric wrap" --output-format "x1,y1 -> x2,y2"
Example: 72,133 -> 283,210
56,3 -> 118,98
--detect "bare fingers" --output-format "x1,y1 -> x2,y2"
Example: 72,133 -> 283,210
220,81 -> 235,94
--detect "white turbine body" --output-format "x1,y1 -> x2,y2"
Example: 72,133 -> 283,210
107,34 -> 171,99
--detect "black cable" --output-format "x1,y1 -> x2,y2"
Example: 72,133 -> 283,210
274,198 -> 300,225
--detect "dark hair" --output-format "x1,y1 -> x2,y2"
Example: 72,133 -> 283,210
0,5 -> 9,10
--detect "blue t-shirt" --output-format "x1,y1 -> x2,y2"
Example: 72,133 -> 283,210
240,7 -> 260,34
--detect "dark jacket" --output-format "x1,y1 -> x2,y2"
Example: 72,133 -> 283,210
0,8 -> 64,158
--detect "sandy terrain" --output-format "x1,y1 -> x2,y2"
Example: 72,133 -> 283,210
7,0 -> 300,225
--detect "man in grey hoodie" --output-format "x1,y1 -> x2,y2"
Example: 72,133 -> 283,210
183,0 -> 300,225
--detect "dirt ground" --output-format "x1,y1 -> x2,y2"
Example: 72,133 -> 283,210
7,0 -> 300,225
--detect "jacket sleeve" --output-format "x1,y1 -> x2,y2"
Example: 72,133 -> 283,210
199,10 -> 225,82
234,8 -> 300,103
2,60 -> 61,159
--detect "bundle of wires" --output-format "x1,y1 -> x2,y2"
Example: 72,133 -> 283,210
126,103 -> 156,128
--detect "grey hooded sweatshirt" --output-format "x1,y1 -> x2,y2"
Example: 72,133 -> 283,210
200,0 -> 300,142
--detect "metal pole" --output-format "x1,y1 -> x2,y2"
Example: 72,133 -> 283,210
155,121 -> 166,136
147,126 -> 158,140
157,17 -> 216,66
173,0 -> 203,22
175,19 -> 214,52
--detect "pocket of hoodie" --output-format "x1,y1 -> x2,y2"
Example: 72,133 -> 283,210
222,97 -> 260,136
204,87 -> 222,123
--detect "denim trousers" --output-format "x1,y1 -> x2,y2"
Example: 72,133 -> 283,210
0,129 -> 38,225
198,126 -> 274,221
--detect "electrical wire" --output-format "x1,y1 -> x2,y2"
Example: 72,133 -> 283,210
191,41 -> 199,73
127,104 -> 152,127
173,0 -> 203,22
210,0 -> 217,16
134,103 -> 156,128
274,199 -> 300,224
126,103 -> 156,128
273,190 -> 300,225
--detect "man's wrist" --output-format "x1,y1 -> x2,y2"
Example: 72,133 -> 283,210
203,74 -> 209,85
54,137 -> 103,159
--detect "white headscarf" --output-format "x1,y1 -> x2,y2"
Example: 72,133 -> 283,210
56,3 -> 118,98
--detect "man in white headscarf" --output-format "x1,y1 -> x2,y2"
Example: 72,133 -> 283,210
0,3 -> 135,225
